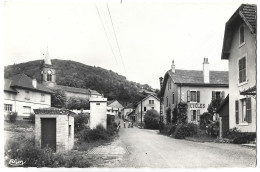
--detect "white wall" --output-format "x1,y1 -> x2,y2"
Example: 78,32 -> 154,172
90,98 -> 107,129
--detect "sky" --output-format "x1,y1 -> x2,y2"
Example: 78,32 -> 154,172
2,0 -> 256,89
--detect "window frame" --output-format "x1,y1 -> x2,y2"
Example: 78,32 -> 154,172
23,106 -> 31,114
190,91 -> 197,102
4,104 -> 13,112
237,54 -> 247,86
239,24 -> 245,47
25,90 -> 30,100
172,92 -> 175,104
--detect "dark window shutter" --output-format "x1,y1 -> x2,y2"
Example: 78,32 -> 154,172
212,91 -> 216,100
187,90 -> 190,102
246,98 -> 252,123
197,91 -> 200,102
191,111 -> 193,121
197,110 -> 200,122
235,100 -> 239,124
172,93 -> 174,104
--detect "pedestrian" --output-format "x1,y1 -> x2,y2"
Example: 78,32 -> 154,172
124,121 -> 126,128
128,121 -> 130,128
131,121 -> 134,128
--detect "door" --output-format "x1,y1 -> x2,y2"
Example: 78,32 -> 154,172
41,118 -> 56,152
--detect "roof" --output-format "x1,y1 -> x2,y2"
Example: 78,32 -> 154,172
137,94 -> 160,105
127,110 -> 136,116
90,89 -> 102,96
6,73 -> 52,94
216,95 -> 229,114
54,85 -> 90,94
161,69 -> 228,97
44,47 -> 52,65
4,79 -> 18,93
107,100 -> 124,108
221,4 -> 257,59
123,103 -> 134,110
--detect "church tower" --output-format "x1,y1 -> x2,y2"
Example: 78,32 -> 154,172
41,47 -> 56,87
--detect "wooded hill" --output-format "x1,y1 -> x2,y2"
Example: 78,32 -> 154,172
4,59 -> 158,105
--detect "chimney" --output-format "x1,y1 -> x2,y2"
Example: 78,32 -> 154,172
171,60 -> 175,73
32,78 -> 37,88
203,58 -> 209,83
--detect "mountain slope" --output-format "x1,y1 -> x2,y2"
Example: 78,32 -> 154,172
4,59 -> 157,105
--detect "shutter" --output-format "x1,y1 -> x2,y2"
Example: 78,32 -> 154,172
235,100 -> 239,124
197,91 -> 200,102
197,110 -> 200,122
191,111 -> 193,121
221,91 -> 225,99
212,91 -> 216,100
246,98 -> 252,123
187,90 -> 190,102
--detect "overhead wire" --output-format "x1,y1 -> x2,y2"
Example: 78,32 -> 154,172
106,4 -> 127,77
95,4 -> 121,74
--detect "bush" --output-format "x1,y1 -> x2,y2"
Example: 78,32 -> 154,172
161,123 -> 176,135
224,127 -> 256,144
144,109 -> 160,129
29,113 -> 35,123
173,123 -> 198,139
74,113 -> 89,133
199,112 -> 213,130
7,112 -> 18,123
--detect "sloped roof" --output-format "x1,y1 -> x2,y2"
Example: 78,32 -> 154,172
54,85 -> 90,94
90,89 -> 102,96
137,94 -> 160,105
107,100 -> 124,108
7,73 -> 52,94
168,70 -> 229,85
4,79 -> 18,93
221,4 -> 257,59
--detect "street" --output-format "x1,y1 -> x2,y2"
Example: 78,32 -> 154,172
106,120 -> 256,168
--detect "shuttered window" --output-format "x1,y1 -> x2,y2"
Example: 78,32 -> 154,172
172,93 -> 175,104
191,110 -> 196,121
4,104 -> 12,112
235,100 -> 239,124
197,91 -> 200,102
246,98 -> 252,123
190,91 -> 197,102
239,57 -> 246,83
187,91 -> 191,102
241,99 -> 247,122
239,25 -> 245,44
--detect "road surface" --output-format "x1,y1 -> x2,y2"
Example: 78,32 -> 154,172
115,123 -> 256,168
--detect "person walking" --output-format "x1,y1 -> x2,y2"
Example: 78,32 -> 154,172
123,121 -> 126,128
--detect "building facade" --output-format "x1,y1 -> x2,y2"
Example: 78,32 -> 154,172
4,74 -> 52,119
122,103 -> 134,120
107,100 -> 124,117
160,59 -> 229,124
135,94 -> 160,123
221,4 -> 256,132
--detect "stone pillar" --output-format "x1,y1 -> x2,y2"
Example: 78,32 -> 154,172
90,97 -> 107,129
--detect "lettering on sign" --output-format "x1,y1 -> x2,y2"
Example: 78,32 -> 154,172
190,103 -> 205,109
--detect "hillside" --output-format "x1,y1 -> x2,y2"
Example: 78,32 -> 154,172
4,59 -> 158,105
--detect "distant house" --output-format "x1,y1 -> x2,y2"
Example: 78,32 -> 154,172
41,48 -> 102,100
216,95 -> 229,138
121,103 -> 134,120
107,100 -> 124,117
160,59 -> 229,124
135,94 -> 160,123
4,73 -> 52,119
221,4 -> 256,132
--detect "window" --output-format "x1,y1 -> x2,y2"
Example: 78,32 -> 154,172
96,103 -> 100,105
191,91 -> 197,102
187,90 -> 200,102
25,90 -> 30,100
41,93 -> 45,102
239,57 -> 246,83
235,98 -> 252,124
149,100 -> 154,104
144,107 -> 146,111
4,104 -> 12,112
23,106 -> 31,114
239,25 -> 245,45
166,97 -> 168,107
191,110 -> 196,121
172,93 -> 175,104
47,70 -> 52,81
69,125 -> 71,137
212,91 -> 225,100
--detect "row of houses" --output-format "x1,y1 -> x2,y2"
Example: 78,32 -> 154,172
159,4 -> 256,135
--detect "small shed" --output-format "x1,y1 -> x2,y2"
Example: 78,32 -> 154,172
90,97 -> 107,129
34,107 -> 75,153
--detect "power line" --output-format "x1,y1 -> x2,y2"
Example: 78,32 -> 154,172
95,4 -> 121,73
106,4 -> 127,77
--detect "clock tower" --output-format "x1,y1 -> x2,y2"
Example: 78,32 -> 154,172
41,47 -> 56,87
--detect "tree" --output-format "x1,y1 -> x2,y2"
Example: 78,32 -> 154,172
207,98 -> 223,117
172,107 -> 178,124
166,108 -> 171,124
177,102 -> 188,124
51,89 -> 66,108
144,109 -> 160,129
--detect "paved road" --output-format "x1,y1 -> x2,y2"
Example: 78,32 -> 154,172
116,123 -> 256,168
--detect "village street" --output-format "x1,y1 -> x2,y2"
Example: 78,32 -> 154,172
87,119 -> 257,168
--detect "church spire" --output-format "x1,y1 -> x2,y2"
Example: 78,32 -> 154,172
44,46 -> 52,65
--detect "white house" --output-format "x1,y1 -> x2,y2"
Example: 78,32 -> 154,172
135,94 -> 160,123
122,103 -> 134,120
4,73 -> 52,119
107,100 -> 124,117
160,59 -> 229,124
221,4 -> 256,132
